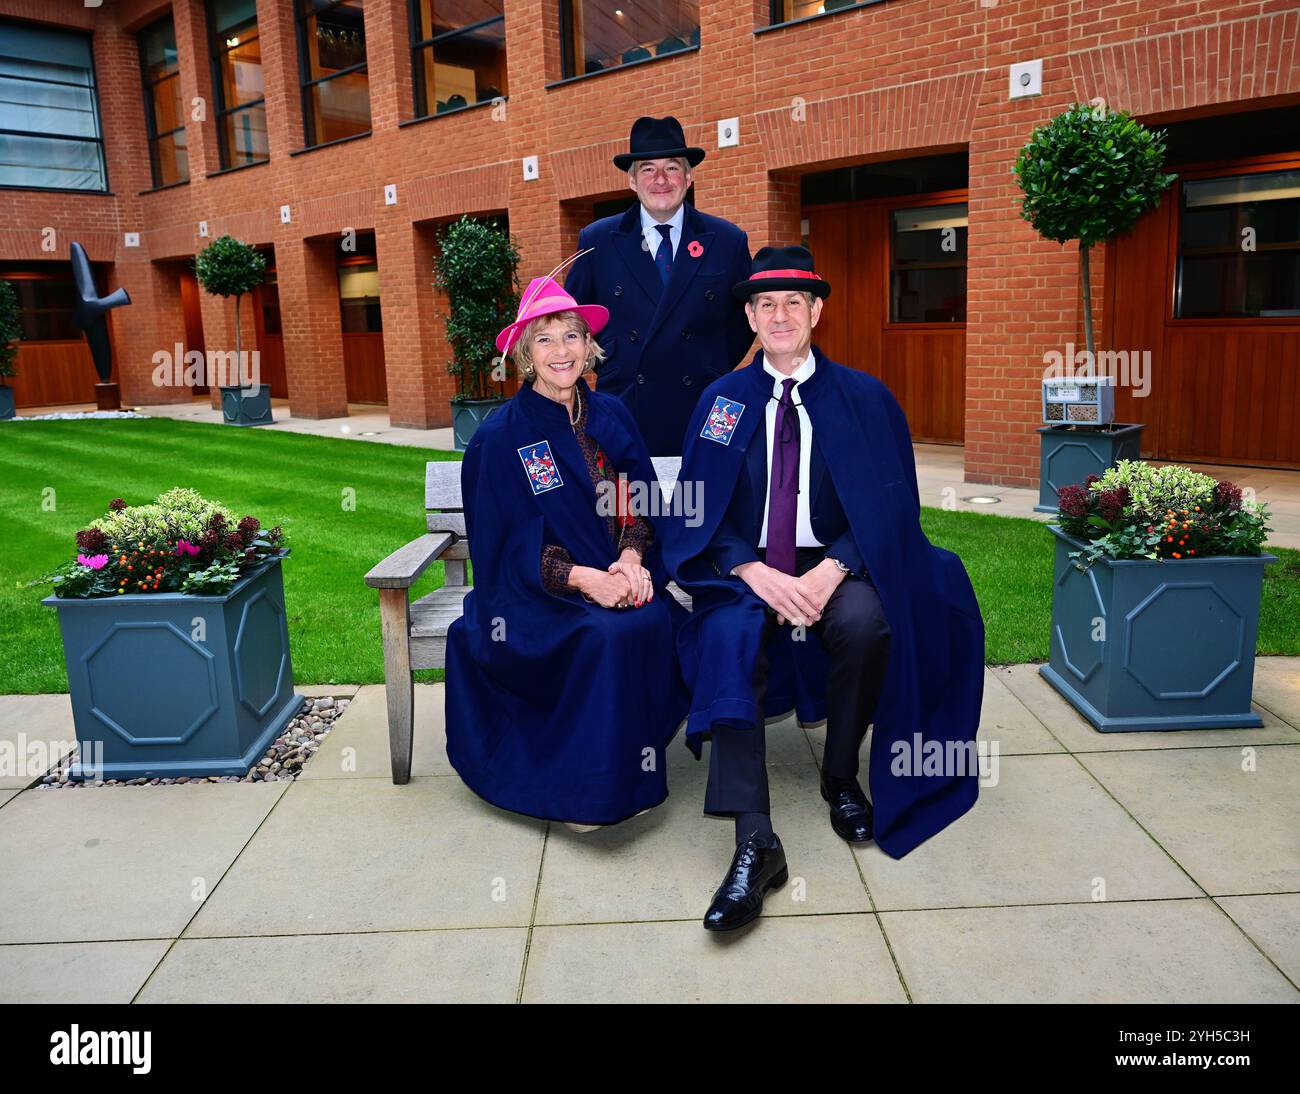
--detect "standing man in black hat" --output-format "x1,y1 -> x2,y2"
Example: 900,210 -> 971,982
564,116 -> 754,456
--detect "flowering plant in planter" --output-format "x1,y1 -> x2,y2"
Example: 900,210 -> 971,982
1055,460 -> 1270,570
33,487 -> 287,598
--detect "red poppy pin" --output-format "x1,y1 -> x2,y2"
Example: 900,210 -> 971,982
687,240 -> 704,258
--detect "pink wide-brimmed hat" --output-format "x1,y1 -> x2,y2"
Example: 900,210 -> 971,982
495,274 -> 609,357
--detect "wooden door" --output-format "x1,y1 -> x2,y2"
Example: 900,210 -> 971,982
806,191 -> 967,443
1104,152 -> 1300,469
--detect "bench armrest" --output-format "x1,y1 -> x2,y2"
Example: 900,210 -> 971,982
364,532 -> 456,590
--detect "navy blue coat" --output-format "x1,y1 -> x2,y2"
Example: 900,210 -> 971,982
660,346 -> 986,858
564,200 -> 754,456
445,378 -> 690,824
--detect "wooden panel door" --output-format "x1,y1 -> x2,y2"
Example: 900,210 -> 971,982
807,194 -> 966,443
343,332 -> 387,404
1105,153 -> 1300,469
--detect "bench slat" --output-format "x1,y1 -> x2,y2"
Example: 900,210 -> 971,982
425,462 -> 464,510
426,512 -> 468,537
410,585 -> 472,637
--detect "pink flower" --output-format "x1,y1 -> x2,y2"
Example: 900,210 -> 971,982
77,553 -> 108,570
174,538 -> 201,556
687,240 -> 704,258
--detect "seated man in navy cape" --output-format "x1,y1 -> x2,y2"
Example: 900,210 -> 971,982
661,245 -> 986,932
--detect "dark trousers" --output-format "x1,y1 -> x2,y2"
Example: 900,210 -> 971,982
704,545 -> 891,817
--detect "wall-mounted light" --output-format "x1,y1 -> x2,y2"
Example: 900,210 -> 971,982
227,36 -> 239,47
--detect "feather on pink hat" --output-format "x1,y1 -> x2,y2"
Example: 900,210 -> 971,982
495,251 -> 609,357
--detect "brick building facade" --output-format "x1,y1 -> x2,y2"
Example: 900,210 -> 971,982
2,0 -> 1298,486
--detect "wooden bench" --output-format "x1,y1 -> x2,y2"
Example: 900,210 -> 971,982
364,454 -> 685,784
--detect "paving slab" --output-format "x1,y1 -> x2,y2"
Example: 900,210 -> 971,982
996,664 -> 1300,752
1081,744 -> 1300,895
805,668 -> 1062,765
521,914 -> 906,1003
851,753 -> 1202,911
296,684 -> 359,699
137,927 -> 527,1003
300,684 -> 451,780
0,940 -> 173,1003
184,776 -> 544,937
0,781 -> 288,943
0,694 -> 78,788
1215,894 -> 1300,986
881,899 -> 1299,1003
534,759 -> 869,925
1252,657 -> 1300,729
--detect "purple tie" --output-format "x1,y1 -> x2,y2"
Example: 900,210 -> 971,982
766,377 -> 799,575
654,224 -> 674,285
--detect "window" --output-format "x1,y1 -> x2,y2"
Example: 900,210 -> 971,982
0,20 -> 106,191
138,16 -> 187,188
890,203 -> 968,323
1175,169 -> 1300,319
297,0 -> 370,147
560,1 -> 697,79
770,0 -> 854,24
0,268 -> 80,340
210,0 -> 268,168
338,233 -> 380,332
410,1 -> 505,118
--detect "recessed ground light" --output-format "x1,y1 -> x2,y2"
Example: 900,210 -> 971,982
359,431 -> 380,436
962,495 -> 1001,505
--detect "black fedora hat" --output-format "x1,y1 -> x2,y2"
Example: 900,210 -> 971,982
613,115 -> 706,170
731,245 -> 832,301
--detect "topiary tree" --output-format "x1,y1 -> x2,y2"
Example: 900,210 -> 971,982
0,277 -> 20,388
434,215 -> 520,401
1014,102 -> 1177,360
194,235 -> 266,368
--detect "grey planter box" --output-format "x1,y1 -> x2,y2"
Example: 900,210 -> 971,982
451,396 -> 506,451
0,385 -> 14,420
1036,423 -> 1145,513
1038,525 -> 1276,732
42,553 -> 303,779
220,383 -> 274,426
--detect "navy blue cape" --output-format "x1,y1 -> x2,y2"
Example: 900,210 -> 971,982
445,379 -> 689,825
661,346 -> 986,858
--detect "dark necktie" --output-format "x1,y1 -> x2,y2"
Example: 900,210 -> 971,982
654,224 -> 674,285
765,377 -> 799,575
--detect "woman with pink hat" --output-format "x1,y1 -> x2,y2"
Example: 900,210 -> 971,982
444,272 -> 689,832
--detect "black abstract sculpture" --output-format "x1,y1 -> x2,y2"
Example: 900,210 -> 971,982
71,240 -> 130,383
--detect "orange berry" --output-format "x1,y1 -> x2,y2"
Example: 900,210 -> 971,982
1173,552 -> 1182,558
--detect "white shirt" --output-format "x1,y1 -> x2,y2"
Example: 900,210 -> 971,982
640,202 -> 685,261
758,349 -> 822,549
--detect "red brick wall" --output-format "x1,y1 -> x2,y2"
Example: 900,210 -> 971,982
1,0 -> 1296,478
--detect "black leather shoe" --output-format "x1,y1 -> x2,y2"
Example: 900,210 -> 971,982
820,772 -> 874,842
702,835 -> 788,931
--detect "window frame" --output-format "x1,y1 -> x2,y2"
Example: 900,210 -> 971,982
885,192 -> 969,328
408,2 -> 506,121
137,14 -> 187,189
295,0 -> 371,149
1171,160 -> 1300,323
0,20 -> 109,194
556,0 -> 699,82
760,0 -> 886,34
207,0 -> 269,170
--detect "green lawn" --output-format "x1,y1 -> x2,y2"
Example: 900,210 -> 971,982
2,417 -> 1297,694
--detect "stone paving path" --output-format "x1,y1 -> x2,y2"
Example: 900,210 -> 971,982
1,661 -> 1296,1003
